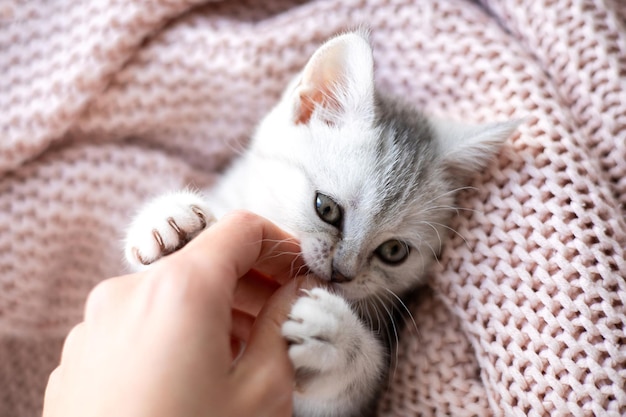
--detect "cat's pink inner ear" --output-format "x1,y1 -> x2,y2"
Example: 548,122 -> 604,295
293,42 -> 348,125
294,86 -> 333,125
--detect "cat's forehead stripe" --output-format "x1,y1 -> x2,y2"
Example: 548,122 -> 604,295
372,94 -> 437,215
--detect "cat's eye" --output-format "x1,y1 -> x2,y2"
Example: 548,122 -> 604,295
375,240 -> 410,265
315,192 -> 343,228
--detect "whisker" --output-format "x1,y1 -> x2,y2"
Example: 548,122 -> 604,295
422,220 -> 470,249
381,287 -> 418,337
405,241 -> 427,277
223,136 -> 248,157
248,237 -> 306,278
371,297 -> 384,337
371,297 -> 396,393
259,250 -> 301,261
419,221 -> 443,254
375,292 -> 399,384
358,299 -> 376,334
421,238 -> 442,267
421,204 -> 481,216
421,186 -> 478,208
291,260 -> 308,278
258,237 -> 300,250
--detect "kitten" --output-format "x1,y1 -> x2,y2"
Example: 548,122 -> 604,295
125,32 -> 517,417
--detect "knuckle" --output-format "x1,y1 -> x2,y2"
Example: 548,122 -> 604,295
46,366 -> 61,388
61,323 -> 85,362
84,279 -> 116,321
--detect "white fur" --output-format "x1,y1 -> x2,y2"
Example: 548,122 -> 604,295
283,288 -> 384,417
124,32 -> 515,417
430,117 -> 521,172
125,190 -> 214,268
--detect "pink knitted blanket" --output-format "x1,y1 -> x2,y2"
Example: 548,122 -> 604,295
1,1 -> 625,416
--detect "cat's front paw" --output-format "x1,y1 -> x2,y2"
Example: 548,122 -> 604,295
125,191 -> 215,268
283,288 -> 385,415
282,288 -> 364,390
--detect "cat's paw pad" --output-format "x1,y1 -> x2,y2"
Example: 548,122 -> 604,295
125,192 -> 215,268
282,288 -> 359,377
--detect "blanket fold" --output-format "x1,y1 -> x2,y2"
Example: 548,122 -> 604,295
1,1 -> 624,416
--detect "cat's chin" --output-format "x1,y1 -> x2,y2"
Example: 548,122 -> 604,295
323,281 -> 377,304
297,271 -> 381,303
300,278 -> 353,301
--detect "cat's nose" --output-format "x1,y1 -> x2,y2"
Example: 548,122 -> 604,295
330,269 -> 353,283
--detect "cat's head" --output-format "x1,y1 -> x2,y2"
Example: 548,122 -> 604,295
253,32 -> 518,301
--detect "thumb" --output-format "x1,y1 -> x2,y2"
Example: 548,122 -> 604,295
234,277 -> 300,373
229,278 -> 303,415
237,275 -> 324,368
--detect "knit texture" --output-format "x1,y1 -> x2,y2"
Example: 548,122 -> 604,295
1,1 -> 625,416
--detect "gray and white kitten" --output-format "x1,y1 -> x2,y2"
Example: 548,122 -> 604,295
125,32 -> 517,417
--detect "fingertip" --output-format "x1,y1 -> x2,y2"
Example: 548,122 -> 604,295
84,278 -> 116,322
84,273 -> 140,323
177,211 -> 304,291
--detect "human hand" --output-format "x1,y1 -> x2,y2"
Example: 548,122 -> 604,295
43,211 -> 304,417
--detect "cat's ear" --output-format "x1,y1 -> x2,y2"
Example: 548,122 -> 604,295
292,31 -> 375,125
431,118 -> 521,179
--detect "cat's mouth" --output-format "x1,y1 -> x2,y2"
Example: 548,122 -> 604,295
299,243 -> 369,301
297,264 -> 348,298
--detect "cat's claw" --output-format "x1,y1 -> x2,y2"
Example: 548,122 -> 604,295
190,205 -> 208,228
125,192 -> 214,269
285,335 -> 305,345
132,246 -> 150,266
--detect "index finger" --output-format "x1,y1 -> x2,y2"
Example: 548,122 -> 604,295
175,210 -> 303,297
